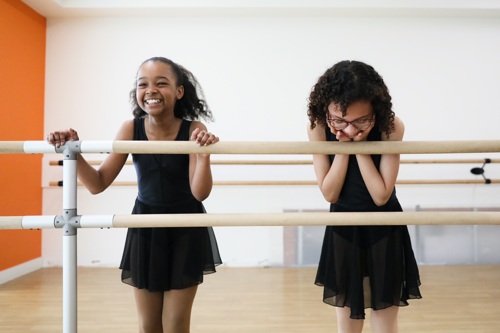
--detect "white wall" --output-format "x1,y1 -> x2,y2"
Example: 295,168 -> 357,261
42,12 -> 500,267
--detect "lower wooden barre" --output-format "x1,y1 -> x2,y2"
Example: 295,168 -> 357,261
111,212 -> 500,228
2,212 -> 500,229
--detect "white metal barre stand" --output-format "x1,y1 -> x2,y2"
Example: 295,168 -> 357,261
2,139 -> 500,332
59,142 -> 80,333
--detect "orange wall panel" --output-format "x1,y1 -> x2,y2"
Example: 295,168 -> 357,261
0,0 -> 46,271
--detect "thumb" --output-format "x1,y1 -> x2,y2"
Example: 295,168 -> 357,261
69,128 -> 79,140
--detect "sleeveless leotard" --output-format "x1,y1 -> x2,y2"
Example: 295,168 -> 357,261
315,127 -> 422,319
119,118 -> 222,291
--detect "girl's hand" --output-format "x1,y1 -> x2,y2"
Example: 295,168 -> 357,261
190,128 -> 219,146
329,127 -> 353,142
334,129 -> 353,142
331,123 -> 375,142
46,128 -> 79,147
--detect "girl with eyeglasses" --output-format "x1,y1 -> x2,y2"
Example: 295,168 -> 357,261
307,60 -> 422,333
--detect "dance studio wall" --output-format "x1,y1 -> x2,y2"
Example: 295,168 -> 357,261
41,10 -> 500,266
0,0 -> 45,276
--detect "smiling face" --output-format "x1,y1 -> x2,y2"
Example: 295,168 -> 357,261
327,100 -> 375,141
135,60 -> 184,117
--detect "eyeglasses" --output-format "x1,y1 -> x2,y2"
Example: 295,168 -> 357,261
326,113 -> 374,131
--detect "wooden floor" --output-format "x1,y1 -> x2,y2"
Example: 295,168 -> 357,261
1,265 -> 500,332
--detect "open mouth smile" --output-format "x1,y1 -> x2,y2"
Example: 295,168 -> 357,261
145,99 -> 162,105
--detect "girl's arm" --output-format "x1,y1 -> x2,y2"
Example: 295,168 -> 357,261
356,116 -> 405,206
48,120 -> 133,195
188,121 -> 219,201
307,123 -> 349,203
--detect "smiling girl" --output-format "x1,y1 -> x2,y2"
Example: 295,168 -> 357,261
48,57 -> 222,333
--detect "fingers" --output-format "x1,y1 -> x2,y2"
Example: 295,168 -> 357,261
334,130 -> 351,142
46,129 -> 79,148
191,128 -> 219,146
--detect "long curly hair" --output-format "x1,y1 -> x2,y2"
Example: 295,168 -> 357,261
130,57 -> 214,122
307,60 -> 395,138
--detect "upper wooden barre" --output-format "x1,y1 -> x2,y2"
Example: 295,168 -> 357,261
112,140 -> 500,155
3,140 -> 500,154
0,216 -> 23,229
0,141 -> 25,153
2,212 -> 500,229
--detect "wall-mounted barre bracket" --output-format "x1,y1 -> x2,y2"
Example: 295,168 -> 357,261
470,158 -> 491,184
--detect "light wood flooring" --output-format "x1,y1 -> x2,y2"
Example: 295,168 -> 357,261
1,265 -> 500,332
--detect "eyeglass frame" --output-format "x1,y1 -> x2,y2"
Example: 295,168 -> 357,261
326,112 -> 375,131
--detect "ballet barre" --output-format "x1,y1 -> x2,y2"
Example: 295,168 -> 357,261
3,211 -> 500,230
2,139 -> 500,155
47,158 -> 500,166
48,179 -> 500,186
2,139 -> 500,333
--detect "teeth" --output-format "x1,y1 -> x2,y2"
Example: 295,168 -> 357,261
145,99 -> 161,104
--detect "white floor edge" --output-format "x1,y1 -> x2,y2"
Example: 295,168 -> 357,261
0,258 -> 43,285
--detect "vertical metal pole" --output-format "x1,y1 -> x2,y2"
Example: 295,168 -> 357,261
63,224 -> 77,333
62,147 -> 78,333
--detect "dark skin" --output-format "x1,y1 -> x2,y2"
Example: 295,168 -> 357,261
307,100 -> 405,207
47,60 -> 219,333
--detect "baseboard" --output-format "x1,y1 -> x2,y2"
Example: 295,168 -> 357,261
0,258 -> 43,285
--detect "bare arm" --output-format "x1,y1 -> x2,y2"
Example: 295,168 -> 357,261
307,123 -> 349,203
47,121 -> 133,194
188,121 -> 219,201
355,116 -> 405,206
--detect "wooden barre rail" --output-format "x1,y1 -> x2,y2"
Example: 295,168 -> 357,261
3,140 -> 500,154
3,212 -> 500,229
48,158 -> 500,166
48,179 -> 500,187
112,212 -> 500,227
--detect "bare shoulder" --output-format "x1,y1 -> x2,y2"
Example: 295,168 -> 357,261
384,115 -> 404,141
189,120 -> 208,134
114,119 -> 135,140
307,122 -> 326,141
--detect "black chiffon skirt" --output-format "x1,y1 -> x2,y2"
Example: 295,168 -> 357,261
119,198 -> 222,291
315,203 -> 422,319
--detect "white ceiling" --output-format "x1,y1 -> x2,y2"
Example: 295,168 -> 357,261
22,0 -> 500,18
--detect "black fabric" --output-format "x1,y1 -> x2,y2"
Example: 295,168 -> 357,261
119,118 -> 222,291
314,127 -> 422,319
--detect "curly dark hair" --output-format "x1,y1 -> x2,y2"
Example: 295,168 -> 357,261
130,57 -> 214,121
307,60 -> 395,138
